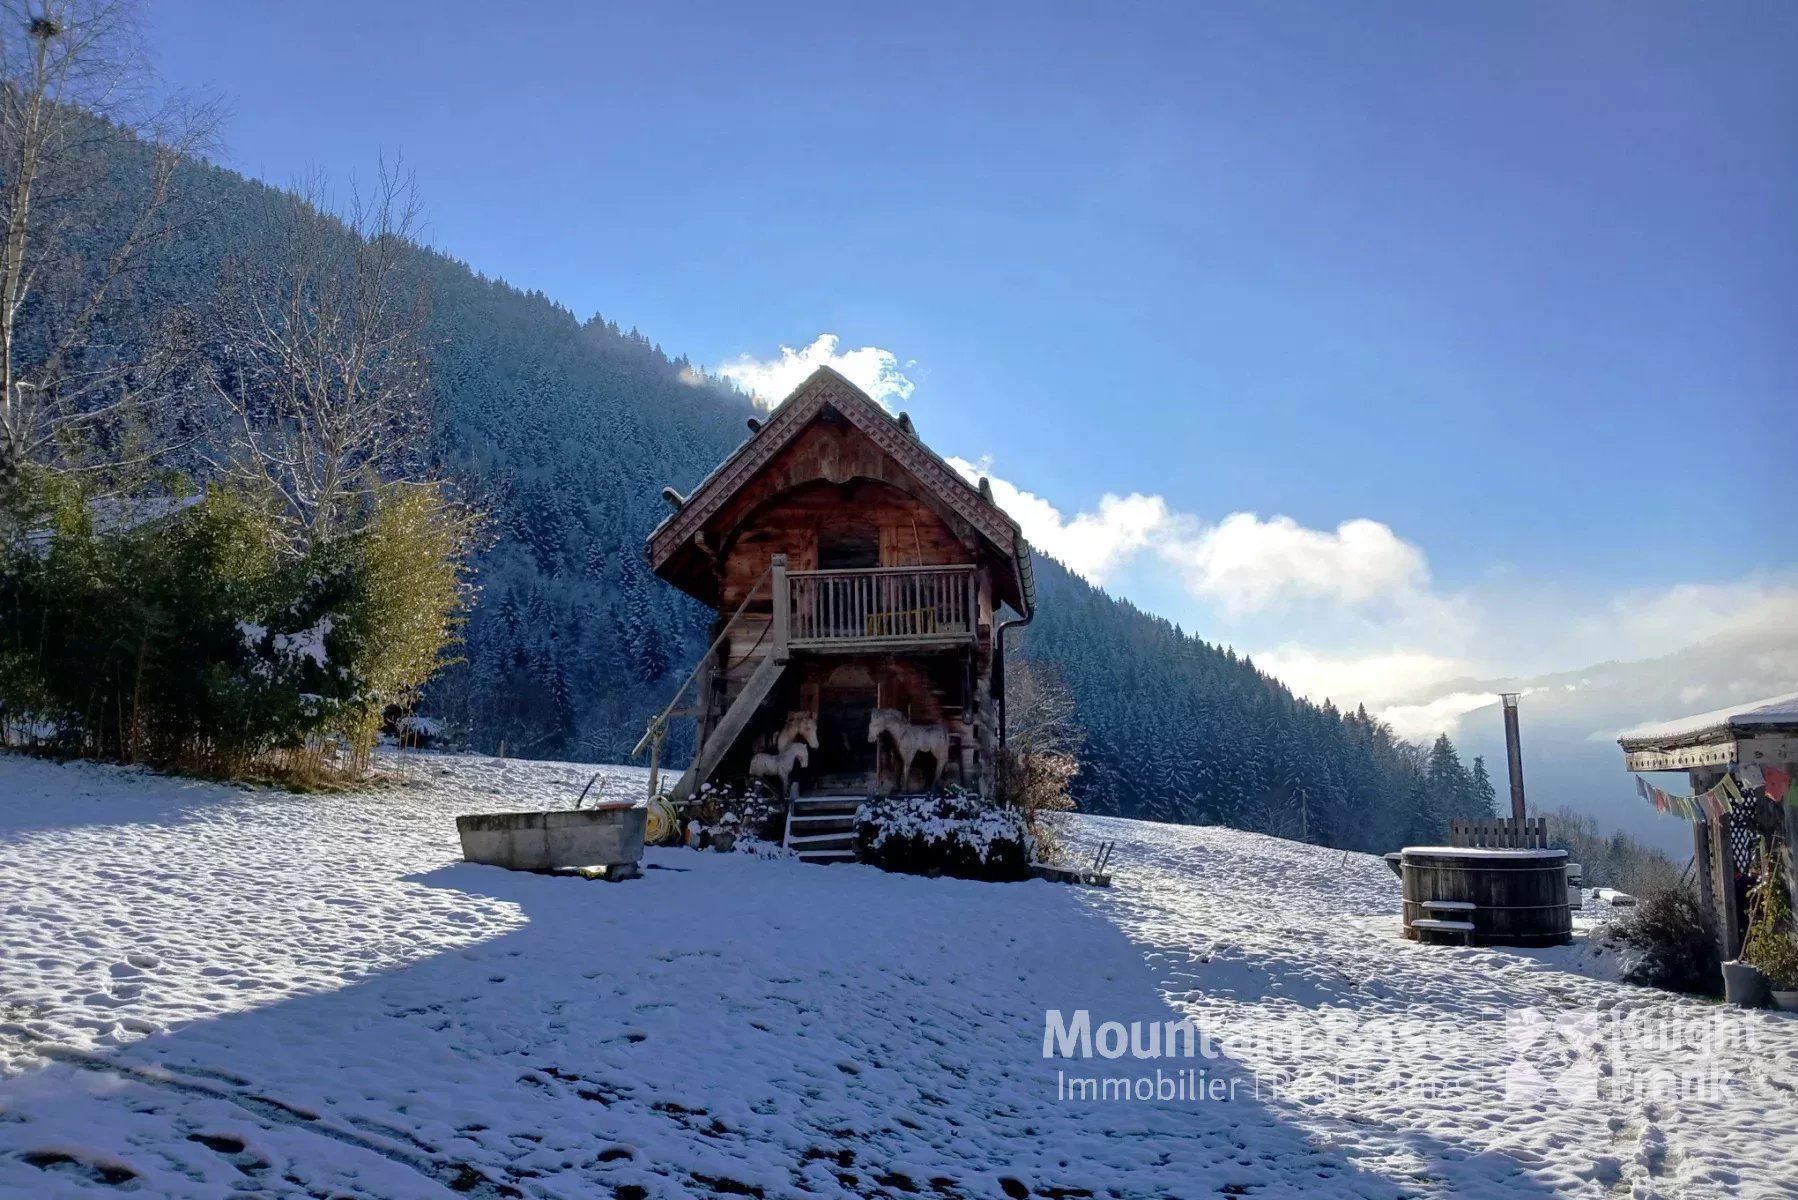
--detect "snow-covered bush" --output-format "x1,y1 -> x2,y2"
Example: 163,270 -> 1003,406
1609,885 -> 1721,996
0,480 -> 474,779
730,835 -> 796,860
855,790 -> 1035,882
695,778 -> 786,844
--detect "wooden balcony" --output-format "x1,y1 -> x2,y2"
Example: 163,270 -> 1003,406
778,563 -> 978,652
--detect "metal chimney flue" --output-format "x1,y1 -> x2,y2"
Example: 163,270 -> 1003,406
1500,692 -> 1527,821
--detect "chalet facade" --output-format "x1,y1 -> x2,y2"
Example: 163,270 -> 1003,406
641,367 -> 1034,825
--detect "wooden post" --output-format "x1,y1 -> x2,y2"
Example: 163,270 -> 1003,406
1690,766 -> 1742,960
1692,815 -> 1718,942
1712,808 -> 1741,960
771,553 -> 790,662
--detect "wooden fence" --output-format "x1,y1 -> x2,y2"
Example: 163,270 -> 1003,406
1450,816 -> 1548,849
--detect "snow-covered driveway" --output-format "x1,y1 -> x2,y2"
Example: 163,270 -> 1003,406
0,754 -> 1793,1198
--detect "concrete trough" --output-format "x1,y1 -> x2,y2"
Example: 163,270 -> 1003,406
456,803 -> 647,880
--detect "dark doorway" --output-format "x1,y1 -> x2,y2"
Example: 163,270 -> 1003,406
818,524 -> 879,570
815,670 -> 879,793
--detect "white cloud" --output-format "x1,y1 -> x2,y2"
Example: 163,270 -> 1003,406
958,456 -> 1798,734
948,458 -> 1429,619
1575,580 -> 1798,659
947,456 -> 1168,583
1160,513 -> 1430,616
715,334 -> 915,411
1251,646 -> 1473,711
1377,692 -> 1505,742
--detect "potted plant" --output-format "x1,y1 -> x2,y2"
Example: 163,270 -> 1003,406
1743,845 -> 1798,1012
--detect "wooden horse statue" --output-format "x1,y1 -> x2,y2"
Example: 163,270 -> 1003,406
749,741 -> 809,799
777,710 -> 818,752
867,708 -> 949,794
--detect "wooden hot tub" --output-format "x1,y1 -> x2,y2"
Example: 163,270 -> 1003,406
1399,846 -> 1571,947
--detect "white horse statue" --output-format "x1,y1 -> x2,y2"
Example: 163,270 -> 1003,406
749,741 -> 808,799
777,710 -> 818,752
868,708 -> 949,793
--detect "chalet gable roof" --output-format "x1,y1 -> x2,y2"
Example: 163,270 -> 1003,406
647,367 -> 1034,615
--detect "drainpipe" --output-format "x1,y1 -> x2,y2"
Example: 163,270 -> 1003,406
995,608 -> 1033,748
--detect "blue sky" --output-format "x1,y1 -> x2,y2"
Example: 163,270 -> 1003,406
147,1 -> 1796,733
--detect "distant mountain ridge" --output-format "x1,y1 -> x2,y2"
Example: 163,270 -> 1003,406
1394,627 -> 1798,855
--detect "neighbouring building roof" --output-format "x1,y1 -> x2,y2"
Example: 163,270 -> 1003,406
22,492 -> 205,555
1618,691 -> 1798,751
646,366 -> 1034,616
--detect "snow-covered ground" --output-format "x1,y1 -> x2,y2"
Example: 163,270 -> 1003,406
0,753 -> 1792,1199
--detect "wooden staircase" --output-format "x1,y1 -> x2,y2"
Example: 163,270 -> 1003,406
666,651 -> 785,803
783,796 -> 862,864
635,558 -> 791,803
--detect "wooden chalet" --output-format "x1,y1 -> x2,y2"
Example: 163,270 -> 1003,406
637,367 -> 1035,857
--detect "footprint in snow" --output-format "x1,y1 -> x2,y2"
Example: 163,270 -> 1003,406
187,1132 -> 270,1177
19,1149 -> 138,1188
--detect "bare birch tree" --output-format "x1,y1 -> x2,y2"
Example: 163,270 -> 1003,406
0,0 -> 215,494
206,165 -> 432,555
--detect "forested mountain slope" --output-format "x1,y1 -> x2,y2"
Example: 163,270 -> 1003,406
1017,561 -> 1490,850
78,134 -> 1481,847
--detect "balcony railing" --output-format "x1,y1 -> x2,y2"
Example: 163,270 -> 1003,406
780,563 -> 977,650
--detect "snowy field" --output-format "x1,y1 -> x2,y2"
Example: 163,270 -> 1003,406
0,753 -> 1794,1199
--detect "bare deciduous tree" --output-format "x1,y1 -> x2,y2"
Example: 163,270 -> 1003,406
998,658 -> 1083,856
1005,657 -> 1083,762
206,165 -> 432,554
0,0 -> 215,493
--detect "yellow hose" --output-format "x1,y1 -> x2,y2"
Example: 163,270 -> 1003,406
644,795 -> 680,845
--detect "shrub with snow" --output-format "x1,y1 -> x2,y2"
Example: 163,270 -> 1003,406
855,790 -> 1035,881
693,779 -> 786,845
730,835 -> 796,860
0,481 -> 473,778
1608,885 -> 1722,996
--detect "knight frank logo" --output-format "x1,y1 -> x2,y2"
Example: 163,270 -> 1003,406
1503,1005 -> 1746,1107
1504,1007 -> 1602,1103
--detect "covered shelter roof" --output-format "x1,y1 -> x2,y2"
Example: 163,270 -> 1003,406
1617,691 -> 1798,772
646,367 -> 1034,616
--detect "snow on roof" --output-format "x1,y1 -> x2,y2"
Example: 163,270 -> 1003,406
1401,846 -> 1568,859
22,492 -> 204,553
1617,690 -> 1798,749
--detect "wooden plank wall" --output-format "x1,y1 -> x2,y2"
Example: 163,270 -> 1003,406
719,480 -> 970,612
1449,816 -> 1548,849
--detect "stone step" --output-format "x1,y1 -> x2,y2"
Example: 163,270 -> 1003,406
787,815 -> 856,835
791,796 -> 864,815
787,832 -> 856,852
